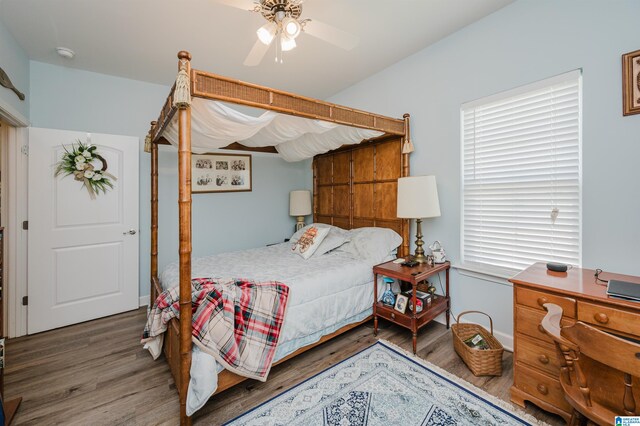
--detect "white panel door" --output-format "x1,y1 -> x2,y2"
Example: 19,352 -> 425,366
28,127 -> 139,334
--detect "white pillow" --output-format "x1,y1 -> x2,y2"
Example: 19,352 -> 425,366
291,226 -> 330,259
315,226 -> 350,256
291,224 -> 350,257
337,227 -> 402,263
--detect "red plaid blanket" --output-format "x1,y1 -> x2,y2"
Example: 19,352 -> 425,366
142,278 -> 289,381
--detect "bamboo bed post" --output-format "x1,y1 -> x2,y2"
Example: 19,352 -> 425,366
401,113 -> 411,258
150,121 -> 159,304
176,50 -> 193,426
402,113 -> 411,177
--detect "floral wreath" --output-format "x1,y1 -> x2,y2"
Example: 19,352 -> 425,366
55,140 -> 117,199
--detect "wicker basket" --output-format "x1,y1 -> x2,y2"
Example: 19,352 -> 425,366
452,311 -> 504,376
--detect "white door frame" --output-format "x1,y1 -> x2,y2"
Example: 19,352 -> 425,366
0,102 -> 30,338
5,127 -> 29,337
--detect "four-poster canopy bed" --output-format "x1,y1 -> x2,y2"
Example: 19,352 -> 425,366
146,51 -> 413,425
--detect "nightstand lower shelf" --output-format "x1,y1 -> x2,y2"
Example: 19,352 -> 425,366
375,296 -> 448,330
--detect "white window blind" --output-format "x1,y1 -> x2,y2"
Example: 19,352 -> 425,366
461,70 -> 582,274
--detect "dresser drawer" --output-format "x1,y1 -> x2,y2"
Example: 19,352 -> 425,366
514,363 -> 572,413
577,301 -> 640,336
515,306 -> 574,344
515,334 -> 560,377
515,287 -> 576,318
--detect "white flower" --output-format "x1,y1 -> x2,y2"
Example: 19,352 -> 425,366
75,163 -> 85,170
91,173 -> 102,181
75,155 -> 86,164
82,150 -> 92,158
84,170 -> 95,179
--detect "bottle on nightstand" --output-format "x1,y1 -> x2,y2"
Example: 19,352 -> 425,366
381,278 -> 396,306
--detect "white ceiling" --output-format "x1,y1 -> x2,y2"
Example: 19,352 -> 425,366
0,0 -> 513,99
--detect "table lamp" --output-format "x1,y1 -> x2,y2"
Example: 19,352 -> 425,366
289,190 -> 312,231
397,176 -> 441,263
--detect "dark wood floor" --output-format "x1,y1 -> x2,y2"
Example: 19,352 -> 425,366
4,308 -> 564,425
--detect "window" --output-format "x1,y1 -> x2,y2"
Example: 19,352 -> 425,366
461,70 -> 581,275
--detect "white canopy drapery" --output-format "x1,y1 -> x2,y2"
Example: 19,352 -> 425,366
161,98 -> 383,162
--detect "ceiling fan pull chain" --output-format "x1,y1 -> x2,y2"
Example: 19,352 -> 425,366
276,30 -> 283,64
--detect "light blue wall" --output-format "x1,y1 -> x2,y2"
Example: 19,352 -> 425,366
29,61 -> 309,298
0,18 -> 29,121
156,149 -> 309,271
329,0 -> 640,344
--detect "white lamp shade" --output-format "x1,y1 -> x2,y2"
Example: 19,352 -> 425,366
281,35 -> 296,51
257,22 -> 277,45
397,176 -> 441,219
289,190 -> 312,216
282,17 -> 301,39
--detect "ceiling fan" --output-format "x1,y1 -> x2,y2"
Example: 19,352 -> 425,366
216,0 -> 359,66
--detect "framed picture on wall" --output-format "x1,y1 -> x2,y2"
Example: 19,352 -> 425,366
622,49 -> 640,116
192,153 -> 252,193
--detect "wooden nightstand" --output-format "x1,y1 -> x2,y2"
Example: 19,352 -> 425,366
373,260 -> 451,354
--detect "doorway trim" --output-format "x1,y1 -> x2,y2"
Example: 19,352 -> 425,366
0,102 -> 29,337
1,125 -> 28,337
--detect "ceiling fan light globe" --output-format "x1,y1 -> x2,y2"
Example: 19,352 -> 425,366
282,17 -> 301,39
281,35 -> 296,51
257,22 -> 277,45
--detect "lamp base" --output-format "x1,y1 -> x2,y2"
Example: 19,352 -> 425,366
295,217 -> 305,232
411,218 -> 428,263
410,253 -> 429,264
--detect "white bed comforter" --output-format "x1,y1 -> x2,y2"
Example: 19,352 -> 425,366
159,242 -> 383,414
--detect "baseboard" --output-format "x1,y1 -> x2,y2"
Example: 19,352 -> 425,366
491,329 -> 514,352
139,295 -> 150,307
434,314 -> 514,352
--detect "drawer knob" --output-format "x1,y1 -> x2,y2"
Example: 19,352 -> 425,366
391,313 -> 395,320
538,324 -> 546,334
537,297 -> 549,307
538,354 -> 549,364
537,384 -> 549,395
594,313 -> 609,324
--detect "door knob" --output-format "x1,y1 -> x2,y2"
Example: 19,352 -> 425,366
123,229 -> 137,235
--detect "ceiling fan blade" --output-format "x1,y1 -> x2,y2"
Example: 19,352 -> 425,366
244,39 -> 271,66
303,19 -> 359,51
214,0 -> 257,11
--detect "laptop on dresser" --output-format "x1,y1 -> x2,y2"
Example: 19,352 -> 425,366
607,279 -> 640,302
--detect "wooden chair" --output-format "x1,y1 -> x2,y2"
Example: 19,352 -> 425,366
541,303 -> 640,425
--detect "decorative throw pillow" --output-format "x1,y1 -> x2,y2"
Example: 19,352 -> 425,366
290,224 -> 351,257
291,226 -> 330,260
290,223 -> 316,242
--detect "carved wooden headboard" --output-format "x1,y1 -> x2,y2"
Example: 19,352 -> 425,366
312,137 -> 410,257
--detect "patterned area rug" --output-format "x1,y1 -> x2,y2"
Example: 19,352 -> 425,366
226,340 -> 546,426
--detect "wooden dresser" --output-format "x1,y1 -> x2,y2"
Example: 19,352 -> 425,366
509,262 -> 640,422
